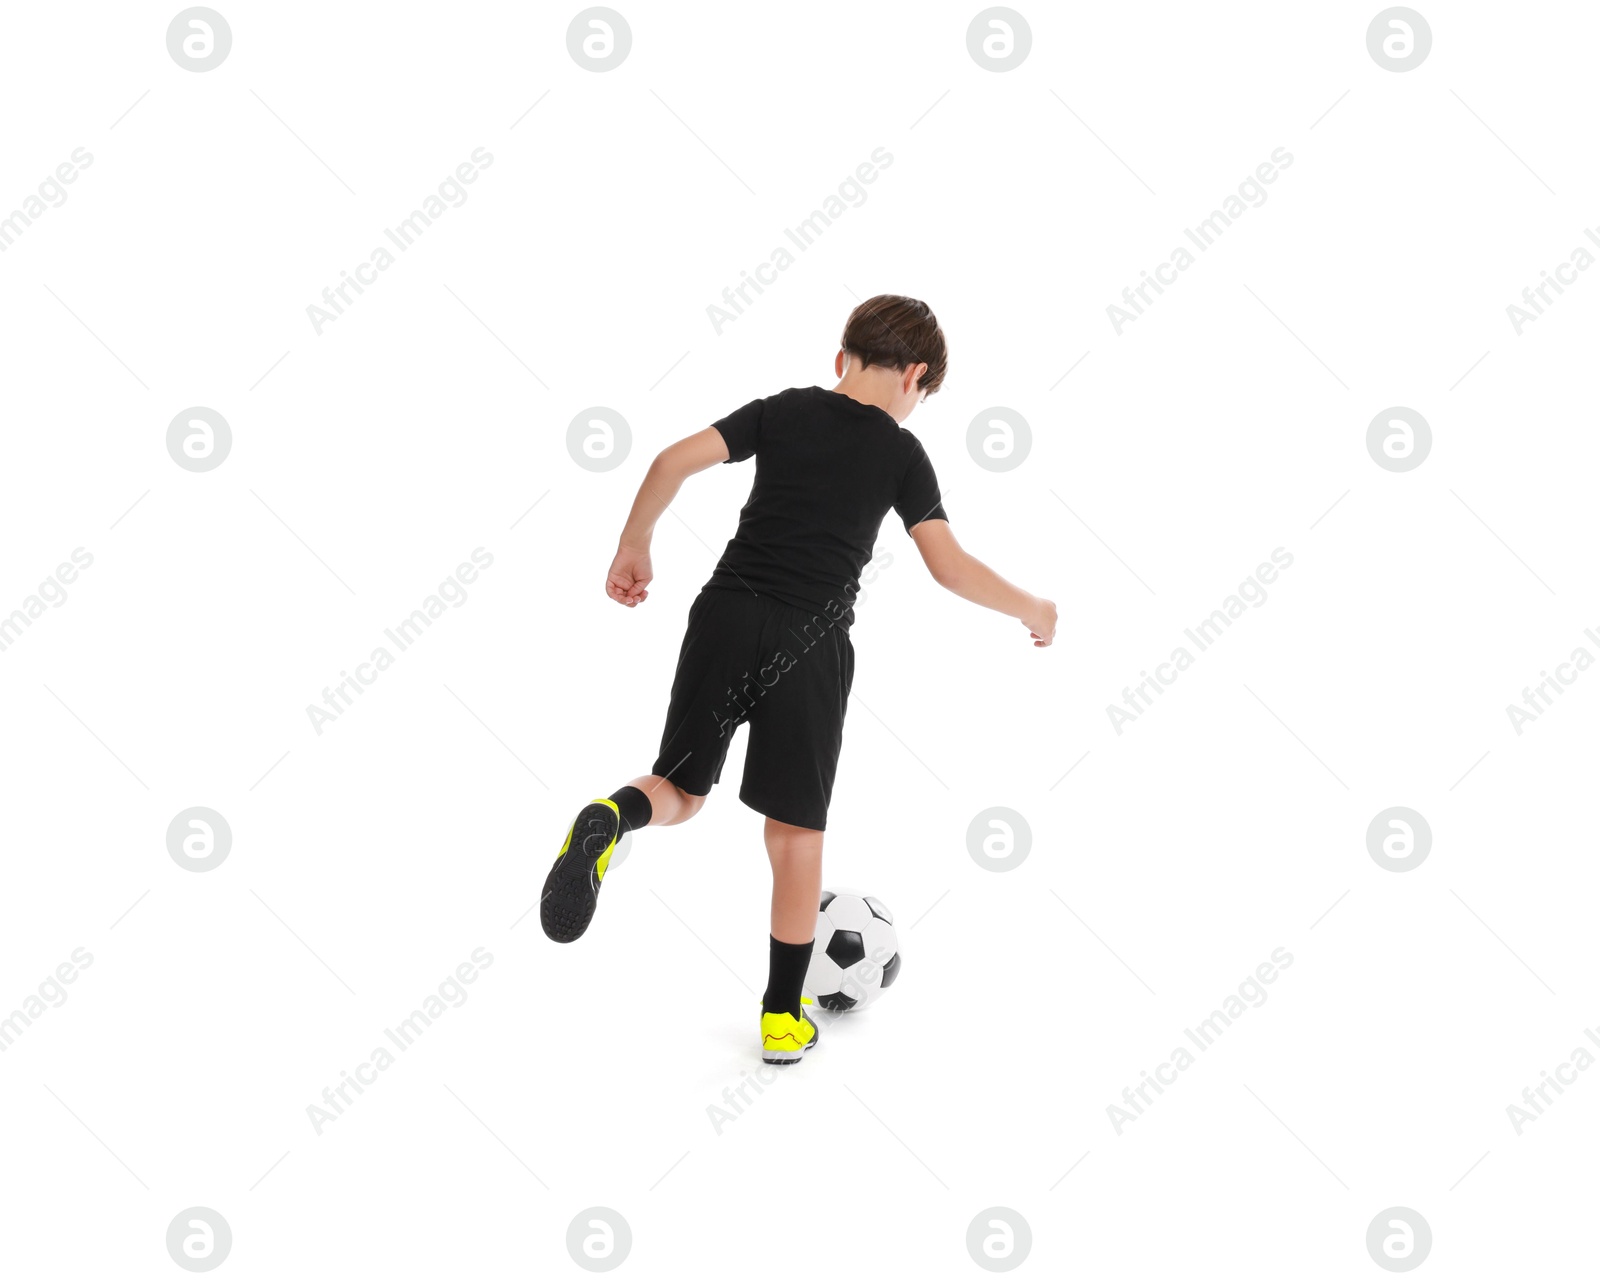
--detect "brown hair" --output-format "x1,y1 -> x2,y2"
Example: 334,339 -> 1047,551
840,295 -> 948,395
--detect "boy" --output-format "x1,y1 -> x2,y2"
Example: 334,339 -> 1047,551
540,295 -> 1056,1065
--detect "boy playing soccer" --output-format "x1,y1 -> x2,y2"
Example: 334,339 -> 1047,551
540,295 -> 1056,1064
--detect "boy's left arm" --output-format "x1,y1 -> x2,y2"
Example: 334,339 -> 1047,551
606,427 -> 730,606
909,518 -> 1056,646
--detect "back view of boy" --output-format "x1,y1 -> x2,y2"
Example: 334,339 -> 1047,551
541,295 -> 1056,1064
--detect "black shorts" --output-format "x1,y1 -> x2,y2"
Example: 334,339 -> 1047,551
651,588 -> 855,831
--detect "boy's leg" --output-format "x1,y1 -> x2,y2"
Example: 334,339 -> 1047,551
543,590 -> 752,943
759,818 -> 824,1064
620,775 -> 706,828
762,817 -> 823,1016
742,607 -> 848,1060
540,776 -> 706,943
765,817 -> 823,944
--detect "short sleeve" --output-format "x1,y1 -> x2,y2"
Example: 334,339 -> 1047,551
895,437 -> 948,530
712,397 -> 764,463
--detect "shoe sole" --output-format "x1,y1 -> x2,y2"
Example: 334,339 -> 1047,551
539,802 -> 618,943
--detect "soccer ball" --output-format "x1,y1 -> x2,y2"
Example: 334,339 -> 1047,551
805,888 -> 901,1012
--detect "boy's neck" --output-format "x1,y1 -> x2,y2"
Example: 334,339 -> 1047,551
830,369 -> 903,420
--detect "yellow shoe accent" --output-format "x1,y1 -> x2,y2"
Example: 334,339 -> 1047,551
589,798 -> 620,883
760,997 -> 818,1064
553,799 -> 618,874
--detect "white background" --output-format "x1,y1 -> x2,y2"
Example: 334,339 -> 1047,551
2,1 -> 1596,1274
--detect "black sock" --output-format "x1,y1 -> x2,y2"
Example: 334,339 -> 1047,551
608,785 -> 653,834
762,936 -> 814,1018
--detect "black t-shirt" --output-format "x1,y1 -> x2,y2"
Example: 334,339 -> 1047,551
704,385 -> 948,626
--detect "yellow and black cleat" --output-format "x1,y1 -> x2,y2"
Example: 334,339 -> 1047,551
760,997 -> 820,1065
540,799 -> 621,943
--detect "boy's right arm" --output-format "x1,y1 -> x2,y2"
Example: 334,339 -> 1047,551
908,519 -> 1057,647
606,426 -> 730,607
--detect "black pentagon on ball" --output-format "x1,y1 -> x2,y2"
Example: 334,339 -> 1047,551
825,929 -> 866,969
818,890 -> 836,911
865,895 -> 893,924
817,990 -> 857,1012
879,951 -> 902,989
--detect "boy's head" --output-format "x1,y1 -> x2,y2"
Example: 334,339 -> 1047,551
837,295 -> 948,414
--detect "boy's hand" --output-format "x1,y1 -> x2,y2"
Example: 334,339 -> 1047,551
1022,597 -> 1057,647
606,544 -> 653,606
